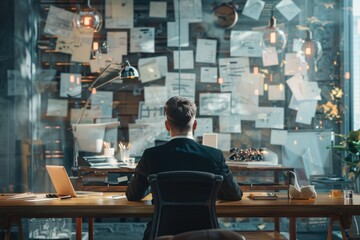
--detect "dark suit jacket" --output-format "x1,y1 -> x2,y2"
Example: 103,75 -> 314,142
126,137 -> 242,201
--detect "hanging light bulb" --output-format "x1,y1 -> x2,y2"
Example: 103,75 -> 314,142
262,8 -> 287,53
74,0 -> 103,33
301,30 -> 323,62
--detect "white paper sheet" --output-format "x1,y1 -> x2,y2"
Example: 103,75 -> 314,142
166,72 -> 196,101
149,1 -> 167,18
46,99 -> 68,117
70,108 -> 103,125
144,86 -> 168,105
173,0 -> 202,23
105,0 -> 134,29
230,31 -> 263,57
200,67 -> 218,83
107,32 -> 127,63
255,107 -> 284,129
219,57 -> 250,92
199,93 -> 231,116
167,21 -> 189,47
195,39 -> 217,63
218,133 -> 232,151
284,53 -> 307,76
242,0 -> 265,20
173,50 -> 194,69
286,75 -> 321,101
276,0 -> 301,21
194,118 -> 213,138
262,47 -> 279,66
138,56 -> 168,83
270,129 -> 288,145
89,54 -> 113,73
130,28 -> 155,53
138,102 -> 164,119
44,6 -> 74,38
219,115 -> 241,133
268,84 -> 285,101
60,73 -> 82,98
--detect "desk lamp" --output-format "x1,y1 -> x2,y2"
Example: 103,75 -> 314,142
76,60 -> 139,124
72,61 -> 139,167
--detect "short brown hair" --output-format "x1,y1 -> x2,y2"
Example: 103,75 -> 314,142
164,96 -> 197,131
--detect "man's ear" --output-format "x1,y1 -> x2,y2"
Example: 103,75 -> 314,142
165,120 -> 171,131
193,119 -> 197,131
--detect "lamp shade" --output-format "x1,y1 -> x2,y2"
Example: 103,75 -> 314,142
301,30 -> 323,62
262,16 -> 287,53
74,7 -> 103,33
120,61 -> 140,79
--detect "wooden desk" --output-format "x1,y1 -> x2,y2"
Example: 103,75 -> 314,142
0,192 -> 358,240
76,164 -> 293,192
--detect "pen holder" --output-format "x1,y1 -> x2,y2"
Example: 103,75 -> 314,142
104,148 -> 115,156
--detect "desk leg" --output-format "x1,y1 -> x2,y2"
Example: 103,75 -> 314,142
289,217 -> 296,240
89,218 -> 94,240
76,218 -> 82,240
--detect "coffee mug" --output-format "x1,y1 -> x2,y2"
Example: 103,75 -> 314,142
329,189 -> 342,198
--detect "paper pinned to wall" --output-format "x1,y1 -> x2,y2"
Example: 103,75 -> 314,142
242,0 -> 265,20
219,57 -> 250,92
174,0 -> 202,23
46,99 -> 68,117
130,28 -> 155,53
138,102 -> 164,119
268,84 -> 285,101
230,31 -> 263,57
173,50 -> 194,69
60,73 -> 82,98
149,1 -> 167,18
144,86 -> 168,105
167,21 -> 189,47
166,72 -> 196,101
138,60 -> 162,83
105,0 -> 134,29
255,107 -> 284,129
200,67 -> 218,83
270,129 -> 288,145
289,95 -> 317,125
284,53 -> 307,76
199,92 -> 231,116
194,118 -> 213,138
138,56 -> 168,83
107,32 -> 127,63
262,47 -> 279,66
44,5 -> 74,38
276,0 -> 301,21
195,39 -> 217,64
219,115 -> 241,133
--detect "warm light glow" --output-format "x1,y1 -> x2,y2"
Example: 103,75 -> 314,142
345,72 -> 351,79
92,88 -> 97,94
253,66 -> 259,74
76,77 -> 81,84
264,83 -> 268,91
70,74 -> 75,83
218,77 -> 223,84
270,32 -> 276,44
84,16 -> 92,27
305,46 -> 312,56
93,42 -> 99,51
254,89 -> 260,95
279,83 -> 284,91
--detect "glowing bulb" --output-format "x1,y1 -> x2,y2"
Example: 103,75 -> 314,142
301,30 -> 322,62
92,42 -> 99,51
262,15 -> 287,53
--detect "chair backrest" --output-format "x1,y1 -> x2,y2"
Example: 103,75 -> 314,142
148,171 -> 224,240
156,229 -> 246,240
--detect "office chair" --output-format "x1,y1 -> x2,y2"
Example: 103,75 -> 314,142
148,171 -> 224,240
156,228 -> 246,240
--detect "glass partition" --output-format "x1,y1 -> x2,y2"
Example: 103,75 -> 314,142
0,0 -> 355,193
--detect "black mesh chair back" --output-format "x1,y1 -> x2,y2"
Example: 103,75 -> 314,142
148,171 -> 224,240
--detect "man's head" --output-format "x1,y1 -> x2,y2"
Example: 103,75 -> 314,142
164,96 -> 197,136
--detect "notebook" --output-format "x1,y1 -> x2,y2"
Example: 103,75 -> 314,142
46,165 -> 103,198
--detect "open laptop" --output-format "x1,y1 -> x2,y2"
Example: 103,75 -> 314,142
46,165 -> 103,198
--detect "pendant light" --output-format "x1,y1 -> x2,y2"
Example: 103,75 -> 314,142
301,29 -> 323,62
262,7 -> 287,53
74,0 -> 103,33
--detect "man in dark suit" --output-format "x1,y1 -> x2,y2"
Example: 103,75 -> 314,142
126,96 -> 242,239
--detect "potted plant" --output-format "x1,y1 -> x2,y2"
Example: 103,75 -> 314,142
328,130 -> 360,180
